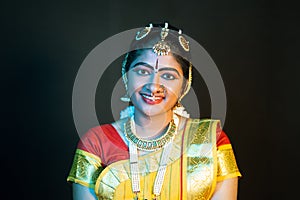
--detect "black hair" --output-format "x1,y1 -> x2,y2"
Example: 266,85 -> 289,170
123,49 -> 190,81
123,23 -> 192,82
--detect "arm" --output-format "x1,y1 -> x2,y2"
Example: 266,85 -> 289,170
211,177 -> 238,200
73,183 -> 98,200
68,128 -> 105,200
214,127 -> 241,199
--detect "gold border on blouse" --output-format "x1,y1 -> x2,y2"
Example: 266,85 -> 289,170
216,144 -> 242,182
67,149 -> 103,188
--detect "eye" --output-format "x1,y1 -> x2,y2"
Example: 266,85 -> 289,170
136,69 -> 150,76
162,73 -> 176,80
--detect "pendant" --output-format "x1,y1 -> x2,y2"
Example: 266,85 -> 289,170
133,192 -> 139,200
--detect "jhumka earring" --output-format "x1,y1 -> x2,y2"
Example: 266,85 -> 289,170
173,63 -> 192,118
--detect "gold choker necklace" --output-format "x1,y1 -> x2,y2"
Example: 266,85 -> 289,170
124,117 -> 177,151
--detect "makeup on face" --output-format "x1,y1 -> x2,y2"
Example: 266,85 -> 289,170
127,51 -> 184,116
131,60 -> 182,80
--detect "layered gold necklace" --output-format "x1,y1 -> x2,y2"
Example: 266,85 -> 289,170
124,117 -> 177,151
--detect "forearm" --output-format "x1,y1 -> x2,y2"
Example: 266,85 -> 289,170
72,183 -> 98,200
211,177 -> 238,200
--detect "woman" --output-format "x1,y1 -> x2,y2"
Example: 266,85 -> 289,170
67,23 -> 241,200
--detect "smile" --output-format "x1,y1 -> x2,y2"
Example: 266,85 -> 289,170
140,93 -> 165,104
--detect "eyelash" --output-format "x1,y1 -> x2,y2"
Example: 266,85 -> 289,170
162,73 -> 176,80
133,68 -> 178,80
136,69 -> 150,76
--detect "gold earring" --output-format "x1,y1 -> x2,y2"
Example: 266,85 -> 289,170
120,94 -> 131,102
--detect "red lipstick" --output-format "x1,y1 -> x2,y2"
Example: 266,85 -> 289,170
140,93 -> 164,105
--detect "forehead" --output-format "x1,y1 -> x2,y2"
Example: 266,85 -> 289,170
130,50 -> 183,72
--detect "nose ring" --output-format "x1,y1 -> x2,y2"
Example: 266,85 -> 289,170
158,84 -> 166,94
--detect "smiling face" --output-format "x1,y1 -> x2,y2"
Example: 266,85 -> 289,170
127,49 -> 184,117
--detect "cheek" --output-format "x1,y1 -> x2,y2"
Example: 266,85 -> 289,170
164,80 -> 184,98
127,73 -> 146,93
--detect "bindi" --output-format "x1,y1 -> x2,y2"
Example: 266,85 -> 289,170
154,59 -> 159,73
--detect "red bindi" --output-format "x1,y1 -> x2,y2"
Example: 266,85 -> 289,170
155,59 -> 159,73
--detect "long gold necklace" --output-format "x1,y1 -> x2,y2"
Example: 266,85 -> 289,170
125,115 -> 179,200
124,117 -> 177,152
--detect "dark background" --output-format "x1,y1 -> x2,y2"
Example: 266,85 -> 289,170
1,0 -> 299,199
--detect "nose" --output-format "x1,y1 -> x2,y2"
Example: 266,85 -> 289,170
146,73 -> 165,94
148,83 -> 165,94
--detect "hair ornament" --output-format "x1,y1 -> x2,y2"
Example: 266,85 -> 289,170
120,53 -> 131,102
178,30 -> 189,52
120,106 -> 135,119
173,104 -> 190,118
135,23 -> 153,40
178,62 -> 192,102
153,22 -> 171,56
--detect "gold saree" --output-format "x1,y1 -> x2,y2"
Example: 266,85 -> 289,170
68,119 -> 241,199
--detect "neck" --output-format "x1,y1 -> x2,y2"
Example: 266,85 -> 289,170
133,109 -> 173,139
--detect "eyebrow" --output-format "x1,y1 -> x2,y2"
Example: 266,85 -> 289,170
131,62 -> 181,76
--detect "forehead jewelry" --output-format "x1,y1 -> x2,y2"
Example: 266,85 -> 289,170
153,23 -> 170,56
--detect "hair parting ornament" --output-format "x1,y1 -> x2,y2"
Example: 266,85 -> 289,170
152,23 -> 171,56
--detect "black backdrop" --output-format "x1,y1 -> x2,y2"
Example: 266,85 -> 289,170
2,0 -> 299,199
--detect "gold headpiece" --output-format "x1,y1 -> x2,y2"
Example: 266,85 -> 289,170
178,29 -> 190,52
135,23 -> 153,40
153,23 -> 170,56
121,23 -> 192,103
134,22 -> 190,56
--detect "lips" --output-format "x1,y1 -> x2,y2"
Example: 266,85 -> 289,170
140,93 -> 165,105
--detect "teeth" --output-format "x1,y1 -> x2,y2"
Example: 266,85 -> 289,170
142,94 -> 162,101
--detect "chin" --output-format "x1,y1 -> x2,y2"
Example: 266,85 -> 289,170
134,102 -> 174,118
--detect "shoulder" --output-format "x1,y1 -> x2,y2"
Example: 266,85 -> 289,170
77,123 -> 119,153
81,124 -> 114,141
111,118 -> 127,134
82,119 -> 128,139
187,118 -> 231,147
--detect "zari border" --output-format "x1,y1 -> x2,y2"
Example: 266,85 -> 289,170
207,120 -> 218,199
94,121 -> 187,199
67,149 -> 102,188
181,119 -> 219,199
216,144 -> 241,182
